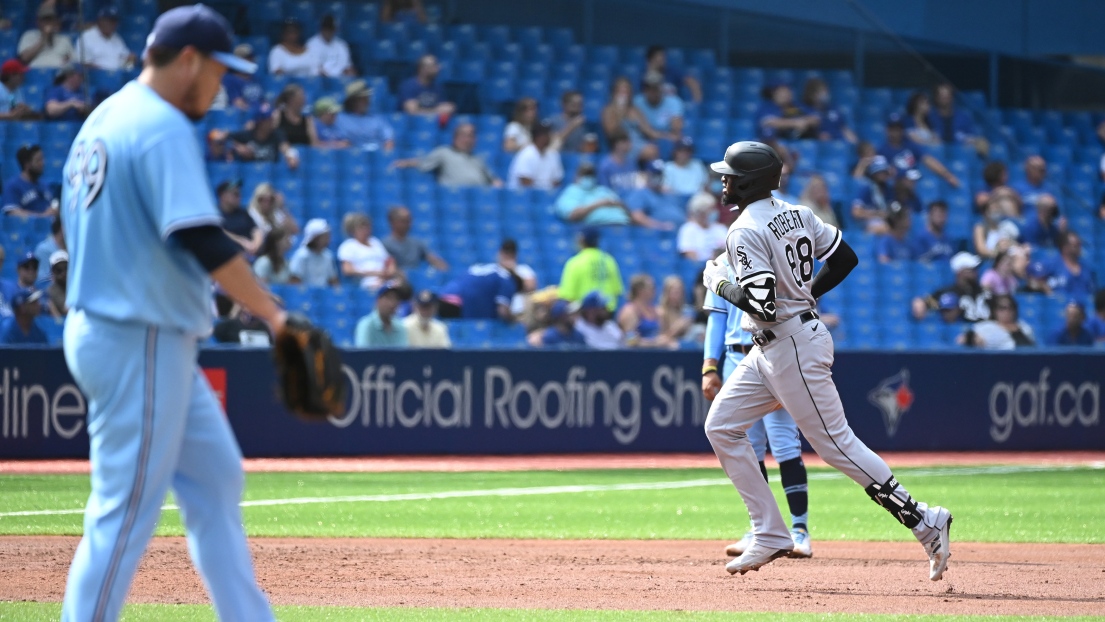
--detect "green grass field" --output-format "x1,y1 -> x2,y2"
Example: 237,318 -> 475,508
1,465 -> 1101,542
1,464 -> 1102,620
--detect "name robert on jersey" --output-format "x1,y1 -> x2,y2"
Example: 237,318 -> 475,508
766,209 -> 807,241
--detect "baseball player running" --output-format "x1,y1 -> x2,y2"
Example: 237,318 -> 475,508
703,257 -> 811,559
701,141 -> 952,579
60,6 -> 281,621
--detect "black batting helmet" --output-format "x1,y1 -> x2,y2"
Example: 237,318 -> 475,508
710,141 -> 783,202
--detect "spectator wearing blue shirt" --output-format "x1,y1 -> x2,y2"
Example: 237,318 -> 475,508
756,82 -> 818,141
625,160 -> 682,227
852,156 -> 894,234
597,131 -> 640,196
928,83 -> 984,154
876,205 -> 918,263
2,253 -> 41,306
354,280 -> 409,347
438,240 -> 522,321
1044,232 -> 1097,301
914,200 -> 956,263
44,65 -> 90,121
0,59 -> 36,120
399,54 -> 454,117
644,45 -> 702,103
662,137 -> 707,198
2,145 -> 57,218
1010,155 -> 1061,212
335,81 -> 394,151
633,71 -> 684,139
555,161 -> 665,229
1019,194 -> 1066,250
312,97 -> 349,148
801,77 -> 857,143
880,113 -> 961,189
0,289 -> 47,345
527,299 -> 587,347
1051,301 -> 1095,347
218,44 -> 264,112
545,90 -> 593,153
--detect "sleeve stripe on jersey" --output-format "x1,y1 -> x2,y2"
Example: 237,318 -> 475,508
738,270 -> 775,286
703,304 -> 727,313
161,215 -> 223,240
816,229 -> 842,261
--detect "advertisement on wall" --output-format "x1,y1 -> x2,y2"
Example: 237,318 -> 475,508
0,347 -> 1100,458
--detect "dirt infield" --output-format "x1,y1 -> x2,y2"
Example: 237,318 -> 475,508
3,450 -> 1104,474
4,452 -> 1104,614
2,536 -> 1104,615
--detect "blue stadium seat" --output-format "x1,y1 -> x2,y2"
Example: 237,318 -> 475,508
588,45 -> 619,66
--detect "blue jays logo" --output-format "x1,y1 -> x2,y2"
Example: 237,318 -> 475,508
867,369 -> 914,437
734,246 -> 753,270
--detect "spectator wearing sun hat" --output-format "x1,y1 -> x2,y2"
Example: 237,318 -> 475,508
45,250 -> 69,318
335,80 -> 394,152
289,219 -> 339,287
75,6 -> 135,71
912,251 -> 991,323
0,59 -> 36,120
313,97 -> 349,148
355,280 -> 409,347
403,290 -> 452,348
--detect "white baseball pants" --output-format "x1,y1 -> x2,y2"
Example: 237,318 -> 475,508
704,315 -> 931,550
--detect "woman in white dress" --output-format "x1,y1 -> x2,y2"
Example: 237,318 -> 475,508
337,213 -> 397,291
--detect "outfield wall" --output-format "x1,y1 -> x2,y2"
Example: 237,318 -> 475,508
0,347 -> 1101,458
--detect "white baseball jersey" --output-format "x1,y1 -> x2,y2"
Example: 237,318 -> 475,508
724,197 -> 841,332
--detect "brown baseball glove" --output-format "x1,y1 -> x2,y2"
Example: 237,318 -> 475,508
272,313 -> 346,421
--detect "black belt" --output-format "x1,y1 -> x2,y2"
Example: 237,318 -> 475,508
751,311 -> 819,347
727,343 -> 755,354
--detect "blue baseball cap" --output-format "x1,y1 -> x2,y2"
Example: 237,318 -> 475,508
580,291 -> 607,311
886,112 -> 905,127
16,251 -> 39,267
1027,260 -> 1050,279
580,226 -> 601,246
937,292 -> 959,311
675,136 -> 694,151
145,4 -> 257,74
98,6 -> 119,20
549,299 -> 573,320
866,155 -> 890,177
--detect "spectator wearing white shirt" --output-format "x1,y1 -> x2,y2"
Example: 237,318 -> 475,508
74,7 -> 134,71
503,98 -> 537,153
337,213 -> 396,291
268,19 -> 319,77
507,121 -> 563,190
403,290 -> 452,348
677,192 -> 727,261
305,14 -> 354,77
18,5 -> 74,69
662,136 -> 707,197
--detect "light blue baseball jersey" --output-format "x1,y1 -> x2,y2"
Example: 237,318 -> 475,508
62,81 -> 221,336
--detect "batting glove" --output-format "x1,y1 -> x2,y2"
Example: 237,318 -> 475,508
702,255 -> 731,296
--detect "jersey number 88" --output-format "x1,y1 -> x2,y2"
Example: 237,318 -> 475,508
785,236 -> 814,287
66,139 -> 108,214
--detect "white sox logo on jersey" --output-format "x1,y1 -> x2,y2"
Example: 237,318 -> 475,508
733,246 -> 753,270
868,369 -> 914,437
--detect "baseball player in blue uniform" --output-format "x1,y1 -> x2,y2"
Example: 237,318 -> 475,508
702,257 -> 812,559
60,6 -> 286,621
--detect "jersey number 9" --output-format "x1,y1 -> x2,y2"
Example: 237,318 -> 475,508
66,139 -> 108,213
785,236 -> 814,287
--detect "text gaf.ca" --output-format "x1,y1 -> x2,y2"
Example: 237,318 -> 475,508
331,364 -> 707,445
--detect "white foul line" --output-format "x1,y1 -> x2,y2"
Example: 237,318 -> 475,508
0,463 -> 1098,519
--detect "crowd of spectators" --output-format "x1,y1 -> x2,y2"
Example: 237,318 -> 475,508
0,2 -> 1104,351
